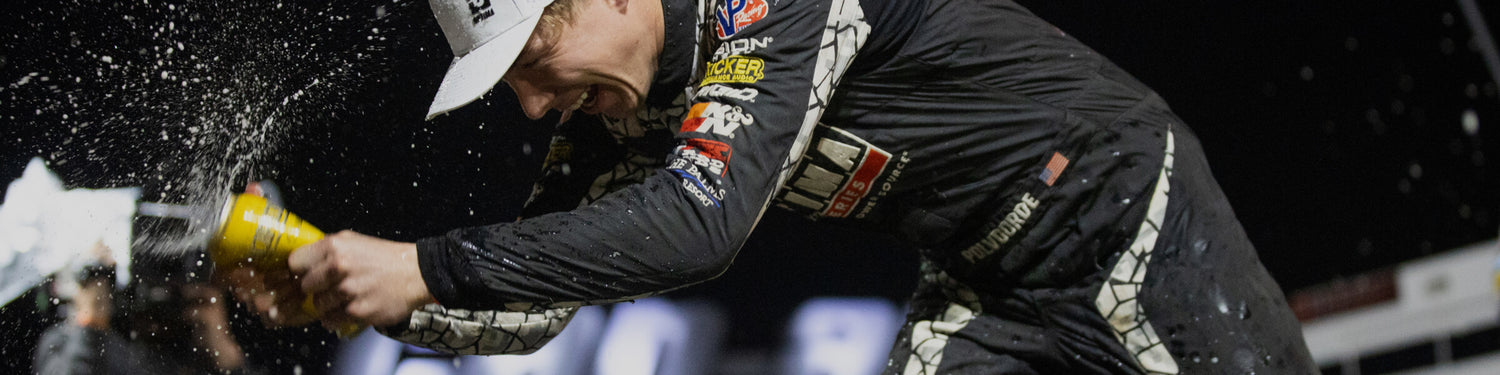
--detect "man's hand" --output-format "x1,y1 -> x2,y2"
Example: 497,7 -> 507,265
71,240 -> 116,330
182,284 -> 247,370
217,181 -> 318,327
221,265 -> 318,327
70,278 -> 113,330
289,230 -> 434,329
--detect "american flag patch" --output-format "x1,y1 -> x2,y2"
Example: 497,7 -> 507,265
1039,152 -> 1069,186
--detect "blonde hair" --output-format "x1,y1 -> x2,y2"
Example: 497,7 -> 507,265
535,0 -> 583,44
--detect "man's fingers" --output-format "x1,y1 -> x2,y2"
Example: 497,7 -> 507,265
221,266 -> 259,289
261,268 -> 293,283
287,239 -> 327,275
312,289 -> 350,318
252,292 -> 277,322
253,288 -> 315,327
275,293 -> 317,326
299,258 -> 343,297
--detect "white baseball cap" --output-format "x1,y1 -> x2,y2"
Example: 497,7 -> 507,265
426,0 -> 555,120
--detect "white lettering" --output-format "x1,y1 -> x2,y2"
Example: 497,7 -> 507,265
855,154 -> 909,219
794,164 -> 843,198
696,84 -> 760,102
784,191 -> 825,211
961,193 -> 1040,263
817,139 -> 860,171
712,37 -> 774,60
692,103 -> 752,138
683,178 -> 715,207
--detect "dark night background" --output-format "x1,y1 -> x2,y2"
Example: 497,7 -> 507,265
1,0 -> 1497,373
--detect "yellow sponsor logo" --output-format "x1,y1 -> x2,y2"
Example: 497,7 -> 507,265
700,56 -> 765,86
544,141 -> 573,165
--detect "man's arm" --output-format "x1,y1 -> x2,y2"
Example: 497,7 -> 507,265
35,279 -> 113,375
415,0 -> 872,310
379,304 -> 577,355
297,0 -> 871,323
380,116 -> 641,354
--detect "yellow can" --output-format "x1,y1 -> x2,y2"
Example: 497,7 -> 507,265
207,193 -> 325,269
207,193 -> 361,336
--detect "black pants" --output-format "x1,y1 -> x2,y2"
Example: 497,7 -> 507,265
884,128 -> 1318,375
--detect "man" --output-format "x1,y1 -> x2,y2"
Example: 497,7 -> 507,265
38,244 -> 259,375
236,0 -> 1319,372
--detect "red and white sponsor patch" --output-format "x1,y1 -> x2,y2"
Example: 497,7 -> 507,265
714,0 -> 769,39
682,138 -> 732,177
822,147 -> 891,218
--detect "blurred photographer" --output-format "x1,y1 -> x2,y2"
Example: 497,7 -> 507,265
34,242 -> 260,375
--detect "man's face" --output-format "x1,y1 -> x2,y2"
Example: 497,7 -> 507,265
503,0 -> 661,121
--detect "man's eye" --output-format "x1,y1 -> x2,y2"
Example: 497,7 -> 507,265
516,55 -> 540,69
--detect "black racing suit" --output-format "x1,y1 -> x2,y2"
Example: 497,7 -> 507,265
402,0 -> 1319,373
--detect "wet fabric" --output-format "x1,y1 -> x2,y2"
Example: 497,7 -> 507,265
409,0 -> 1317,372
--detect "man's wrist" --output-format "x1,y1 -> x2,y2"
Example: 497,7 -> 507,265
413,236 -> 460,307
402,242 -> 438,310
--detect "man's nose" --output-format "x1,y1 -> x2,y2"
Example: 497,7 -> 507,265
508,79 -> 553,120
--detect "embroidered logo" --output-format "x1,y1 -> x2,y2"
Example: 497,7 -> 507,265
1039,152 -> 1069,186
714,0 -> 769,39
680,102 -> 753,138
700,56 -> 765,86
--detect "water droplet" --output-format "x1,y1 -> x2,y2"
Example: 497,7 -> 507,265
1192,239 -> 1209,254
1462,109 -> 1480,135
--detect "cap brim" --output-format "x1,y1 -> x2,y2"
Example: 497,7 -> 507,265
425,15 -> 544,120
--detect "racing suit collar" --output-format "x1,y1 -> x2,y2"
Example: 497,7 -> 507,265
643,0 -> 700,108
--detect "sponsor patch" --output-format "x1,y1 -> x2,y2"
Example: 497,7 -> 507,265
467,0 -> 495,24
680,102 -> 753,138
960,193 -> 1040,263
775,126 -> 906,219
543,139 -> 573,165
696,84 -> 759,102
681,139 -> 732,176
700,56 -> 765,86
712,37 -> 773,60
714,0 -> 769,39
672,168 -> 723,207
